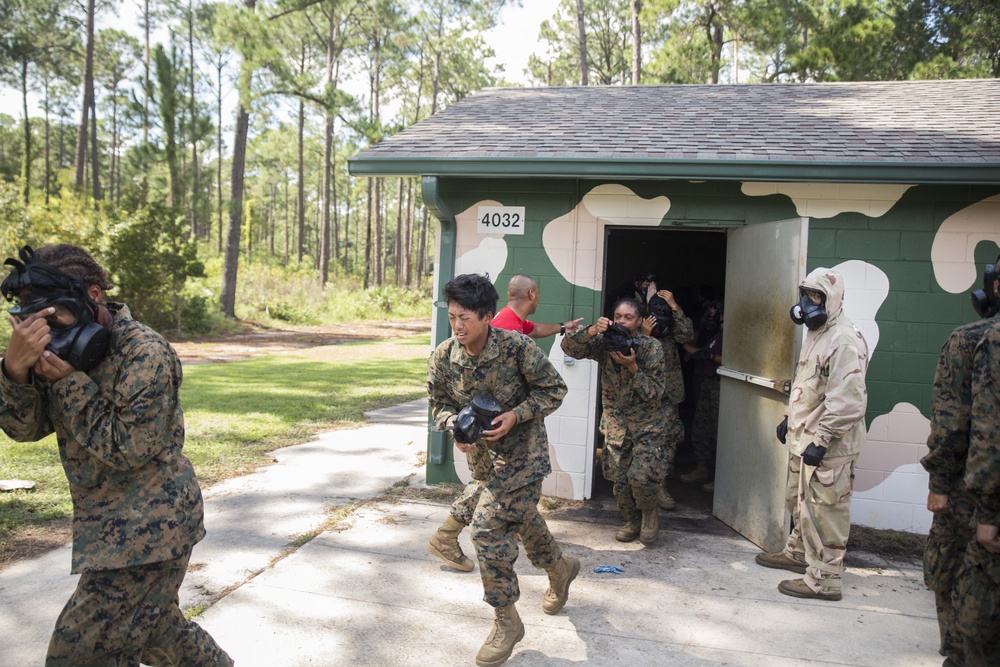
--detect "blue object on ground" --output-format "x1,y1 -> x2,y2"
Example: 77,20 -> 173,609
594,565 -> 625,574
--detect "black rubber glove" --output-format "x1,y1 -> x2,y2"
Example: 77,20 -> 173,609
802,442 -> 827,467
776,416 -> 788,444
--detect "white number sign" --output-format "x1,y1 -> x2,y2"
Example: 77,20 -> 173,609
477,206 -> 525,235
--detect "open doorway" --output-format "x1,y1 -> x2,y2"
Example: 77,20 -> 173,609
593,226 -> 728,512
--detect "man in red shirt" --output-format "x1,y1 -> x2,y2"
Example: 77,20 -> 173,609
492,274 -> 583,339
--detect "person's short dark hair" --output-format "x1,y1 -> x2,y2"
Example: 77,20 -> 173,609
33,244 -> 113,292
612,297 -> 642,317
443,273 -> 497,319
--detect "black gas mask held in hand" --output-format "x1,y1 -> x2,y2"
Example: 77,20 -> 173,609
789,289 -> 828,330
1,246 -> 111,372
646,296 -> 674,338
451,394 -> 503,444
602,322 -> 641,355
970,259 -> 1000,318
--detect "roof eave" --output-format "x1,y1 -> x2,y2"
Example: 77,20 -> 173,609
347,156 -> 1000,185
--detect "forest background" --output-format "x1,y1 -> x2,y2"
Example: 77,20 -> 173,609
0,0 -> 997,347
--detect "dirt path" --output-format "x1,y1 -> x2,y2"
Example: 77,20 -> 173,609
168,318 -> 431,364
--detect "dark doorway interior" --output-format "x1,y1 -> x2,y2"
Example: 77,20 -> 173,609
594,227 -> 728,513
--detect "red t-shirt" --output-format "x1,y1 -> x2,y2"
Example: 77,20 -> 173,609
492,306 -> 535,335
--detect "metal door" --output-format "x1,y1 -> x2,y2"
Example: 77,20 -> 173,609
712,218 -> 808,552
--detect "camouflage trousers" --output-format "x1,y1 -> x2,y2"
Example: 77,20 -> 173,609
603,430 -> 667,521
783,453 -> 856,594
451,447 -> 494,525
953,539 -> 1000,666
924,490 -> 976,665
690,376 -> 720,464
660,401 -> 684,481
46,552 -> 233,667
470,479 -> 563,608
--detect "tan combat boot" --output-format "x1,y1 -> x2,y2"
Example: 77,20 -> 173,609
658,487 -> 676,510
615,520 -> 640,542
639,509 -> 659,545
754,551 -> 806,575
426,516 -> 475,572
476,604 -> 525,667
680,463 -> 709,483
542,556 -> 581,615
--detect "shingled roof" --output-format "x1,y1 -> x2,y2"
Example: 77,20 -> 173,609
349,80 -> 1000,184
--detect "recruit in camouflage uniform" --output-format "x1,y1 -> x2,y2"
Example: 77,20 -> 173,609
561,301 -> 668,545
953,321 -> 1000,666
920,317 -> 995,666
684,304 -> 723,486
427,275 -> 582,573
426,273 -> 579,667
0,245 -> 231,666
757,267 -> 869,601
640,290 -> 694,501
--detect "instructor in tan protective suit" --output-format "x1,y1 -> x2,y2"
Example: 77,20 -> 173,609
755,267 -> 869,601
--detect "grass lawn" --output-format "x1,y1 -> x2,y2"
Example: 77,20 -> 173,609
0,334 -> 430,562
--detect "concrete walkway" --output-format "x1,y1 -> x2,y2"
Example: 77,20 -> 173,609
0,398 -> 941,666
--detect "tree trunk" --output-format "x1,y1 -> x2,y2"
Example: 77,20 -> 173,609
631,0 -> 641,84
297,99 -> 305,264
364,177 -> 372,289
43,82 -> 51,207
74,0 -> 96,189
216,59 -> 224,254
395,177 -> 403,284
20,61 -> 30,205
143,0 -> 150,143
220,0 -> 256,319
89,93 -> 100,205
284,175 -> 290,264
576,0 -> 588,85
188,1 -> 200,239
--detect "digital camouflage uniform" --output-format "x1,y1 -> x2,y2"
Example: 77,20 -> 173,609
0,304 -> 232,666
953,322 -> 1000,666
690,330 -> 723,466
654,308 -> 694,479
783,269 -> 869,596
561,327 -> 667,523
427,326 -> 568,608
920,317 -> 994,665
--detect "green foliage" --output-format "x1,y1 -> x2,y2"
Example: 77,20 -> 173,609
0,180 -> 32,257
99,203 -> 206,333
217,256 -> 433,325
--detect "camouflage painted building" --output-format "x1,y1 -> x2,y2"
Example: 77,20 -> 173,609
350,80 -> 1000,550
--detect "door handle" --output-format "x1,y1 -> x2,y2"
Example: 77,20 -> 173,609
716,366 -> 791,395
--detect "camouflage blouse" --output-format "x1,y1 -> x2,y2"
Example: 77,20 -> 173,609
0,304 -> 206,573
427,326 -> 567,493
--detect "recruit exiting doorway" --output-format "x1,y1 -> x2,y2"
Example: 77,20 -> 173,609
600,220 -> 808,552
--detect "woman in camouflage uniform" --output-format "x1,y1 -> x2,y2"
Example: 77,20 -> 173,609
0,245 -> 231,666
562,297 -> 668,546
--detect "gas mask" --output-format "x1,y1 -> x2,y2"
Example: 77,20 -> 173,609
2,246 -> 111,372
603,322 -> 641,355
647,296 -> 674,338
970,260 -> 1000,318
700,304 -> 721,336
789,288 -> 828,331
452,394 -> 503,444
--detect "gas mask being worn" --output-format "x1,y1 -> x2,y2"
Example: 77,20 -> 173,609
700,304 -> 721,336
789,288 -> 828,331
970,259 -> 1000,318
1,246 -> 111,372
